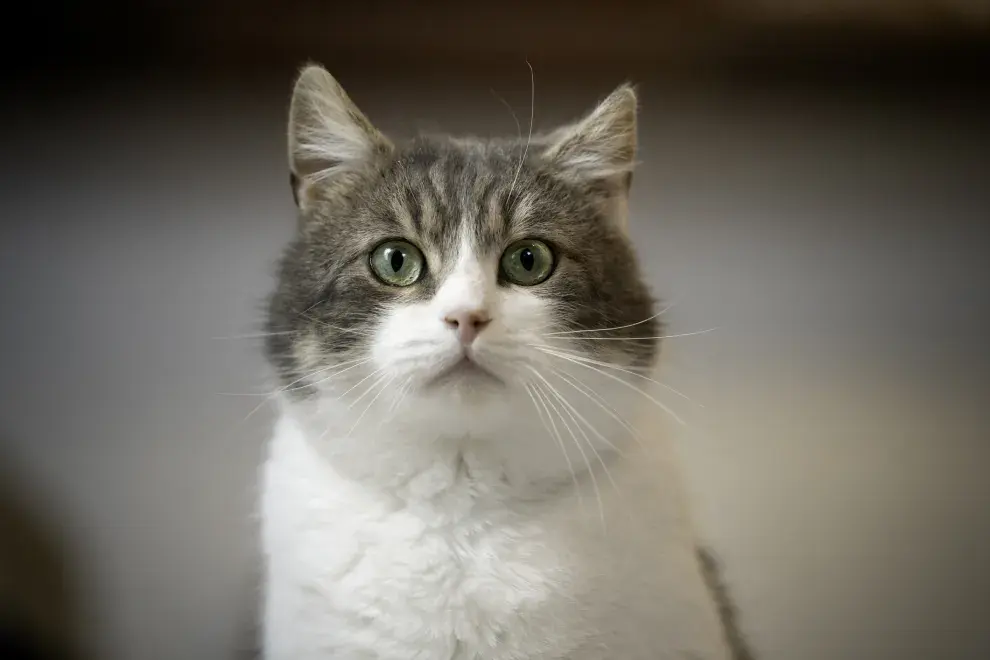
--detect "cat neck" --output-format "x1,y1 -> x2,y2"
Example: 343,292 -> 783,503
275,392 -> 624,503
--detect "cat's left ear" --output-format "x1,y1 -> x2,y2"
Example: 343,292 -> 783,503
540,83 -> 638,191
288,64 -> 393,210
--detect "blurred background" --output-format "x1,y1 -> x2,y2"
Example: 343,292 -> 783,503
1,1 -> 988,659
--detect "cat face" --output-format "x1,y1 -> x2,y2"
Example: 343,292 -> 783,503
266,66 -> 660,453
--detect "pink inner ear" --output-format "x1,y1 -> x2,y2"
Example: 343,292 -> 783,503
539,84 -> 637,186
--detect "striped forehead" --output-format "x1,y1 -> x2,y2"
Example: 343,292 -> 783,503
388,146 -> 536,266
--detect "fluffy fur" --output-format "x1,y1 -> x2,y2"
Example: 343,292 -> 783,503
259,64 -> 753,659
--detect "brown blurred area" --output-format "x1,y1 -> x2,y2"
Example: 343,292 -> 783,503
180,0 -> 990,68
5,0 -> 989,82
1,466 -> 85,660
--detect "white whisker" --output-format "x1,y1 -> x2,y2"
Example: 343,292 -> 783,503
544,301 -> 677,336
348,375 -> 396,436
296,298 -> 325,319
302,313 -> 380,337
551,368 -> 645,448
524,382 -> 584,515
336,366 -> 385,401
531,369 -> 622,498
210,330 -> 296,340
383,376 -> 414,420
234,359 -> 364,424
536,348 -> 688,427
507,59 -> 535,203
491,88 -> 522,143
285,357 -> 372,392
346,372 -> 390,410
526,366 -> 624,455
543,327 -> 718,342
316,369 -> 387,441
532,344 -> 655,372
531,345 -> 700,407
216,391 -> 278,397
533,380 -> 606,530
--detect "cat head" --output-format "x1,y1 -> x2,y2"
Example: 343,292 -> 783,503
266,65 -> 661,473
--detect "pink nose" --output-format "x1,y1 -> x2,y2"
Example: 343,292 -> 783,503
444,310 -> 492,345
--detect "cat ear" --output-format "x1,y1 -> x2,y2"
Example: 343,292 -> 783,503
540,84 -> 638,188
288,64 -> 392,208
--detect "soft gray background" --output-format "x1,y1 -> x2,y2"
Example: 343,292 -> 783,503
1,4 -> 989,658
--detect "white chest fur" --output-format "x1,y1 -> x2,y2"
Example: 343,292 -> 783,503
260,411 -> 731,660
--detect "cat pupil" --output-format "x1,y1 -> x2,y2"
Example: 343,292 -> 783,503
390,249 -> 405,272
520,249 -> 535,271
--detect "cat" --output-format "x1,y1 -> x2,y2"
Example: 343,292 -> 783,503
259,63 -> 754,660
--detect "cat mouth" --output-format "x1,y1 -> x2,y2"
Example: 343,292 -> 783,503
425,357 -> 503,390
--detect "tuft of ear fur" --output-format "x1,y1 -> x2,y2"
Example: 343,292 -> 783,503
288,64 -> 392,208
541,84 -> 638,186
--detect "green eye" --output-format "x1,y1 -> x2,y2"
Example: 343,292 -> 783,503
500,239 -> 555,286
369,240 -> 425,286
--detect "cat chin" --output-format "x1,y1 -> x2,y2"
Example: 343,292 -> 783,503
421,358 -> 504,390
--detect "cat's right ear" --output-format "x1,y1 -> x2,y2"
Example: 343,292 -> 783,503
288,64 -> 392,211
